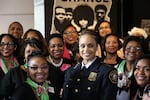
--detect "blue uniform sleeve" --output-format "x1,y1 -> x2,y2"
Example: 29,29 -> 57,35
100,67 -> 118,100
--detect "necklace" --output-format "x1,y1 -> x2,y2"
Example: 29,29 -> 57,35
49,55 -> 63,67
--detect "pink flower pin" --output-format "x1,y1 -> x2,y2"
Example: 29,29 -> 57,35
61,64 -> 71,72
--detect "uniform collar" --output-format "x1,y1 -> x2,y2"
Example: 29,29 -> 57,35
81,57 -> 97,69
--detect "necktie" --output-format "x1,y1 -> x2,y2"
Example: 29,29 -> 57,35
81,66 -> 86,72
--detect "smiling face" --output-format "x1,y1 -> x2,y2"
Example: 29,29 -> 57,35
124,41 -> 143,62
79,34 -> 97,64
24,44 -> 41,62
105,35 -> 119,54
49,37 -> 64,59
28,56 -> 48,85
98,22 -> 112,38
8,22 -> 23,39
134,59 -> 150,87
63,26 -> 78,45
0,35 -> 16,57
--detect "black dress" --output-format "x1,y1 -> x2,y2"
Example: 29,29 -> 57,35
11,83 -> 37,100
11,82 -> 59,100
0,66 -> 27,98
48,58 -> 72,100
103,56 -> 123,68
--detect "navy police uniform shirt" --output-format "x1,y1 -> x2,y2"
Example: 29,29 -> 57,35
62,57 -> 118,100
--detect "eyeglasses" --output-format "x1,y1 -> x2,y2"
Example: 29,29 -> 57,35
28,65 -> 49,71
125,47 -> 142,52
0,42 -> 14,47
63,30 -> 77,34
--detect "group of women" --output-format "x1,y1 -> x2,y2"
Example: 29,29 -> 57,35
0,21 -> 149,100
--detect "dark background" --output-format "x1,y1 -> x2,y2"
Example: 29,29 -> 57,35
45,0 -> 150,40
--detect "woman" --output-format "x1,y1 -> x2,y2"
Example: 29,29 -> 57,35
8,21 -> 24,64
96,21 -> 124,59
0,38 -> 44,99
47,33 -> 71,99
117,36 -> 145,100
103,34 -> 123,67
96,21 -> 112,58
62,30 -> 118,100
98,21 -> 112,39
133,55 -> 150,100
63,24 -> 80,65
8,21 -> 24,40
0,34 -> 19,80
11,51 -> 50,100
23,28 -> 49,56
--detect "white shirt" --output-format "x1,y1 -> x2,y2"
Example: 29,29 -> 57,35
81,57 -> 97,69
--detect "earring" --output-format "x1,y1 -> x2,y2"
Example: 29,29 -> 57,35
24,59 -> 26,63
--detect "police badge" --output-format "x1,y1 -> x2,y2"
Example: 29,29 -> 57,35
109,70 -> 117,84
88,72 -> 97,81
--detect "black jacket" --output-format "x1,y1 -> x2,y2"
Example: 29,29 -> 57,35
62,57 -> 118,100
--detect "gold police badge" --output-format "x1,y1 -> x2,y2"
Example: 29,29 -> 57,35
109,70 -> 117,84
88,72 -> 97,81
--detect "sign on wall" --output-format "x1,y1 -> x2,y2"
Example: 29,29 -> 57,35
50,0 -> 113,34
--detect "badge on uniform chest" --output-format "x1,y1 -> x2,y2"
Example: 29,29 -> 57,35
88,72 -> 97,81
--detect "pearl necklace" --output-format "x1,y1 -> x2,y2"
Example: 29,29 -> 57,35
49,55 -> 63,67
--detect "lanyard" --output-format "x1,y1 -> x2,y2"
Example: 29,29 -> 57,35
26,78 -> 49,100
24,63 -> 28,68
117,60 -> 133,78
0,57 -> 18,74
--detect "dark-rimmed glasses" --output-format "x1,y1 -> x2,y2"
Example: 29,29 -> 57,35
0,42 -> 14,47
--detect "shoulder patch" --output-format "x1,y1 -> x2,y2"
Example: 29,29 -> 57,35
109,70 -> 117,84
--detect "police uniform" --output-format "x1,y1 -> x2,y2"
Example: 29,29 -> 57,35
62,57 -> 118,100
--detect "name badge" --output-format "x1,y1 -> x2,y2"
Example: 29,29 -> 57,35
88,72 -> 97,81
48,86 -> 55,93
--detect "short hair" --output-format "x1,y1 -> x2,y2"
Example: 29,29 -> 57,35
8,21 -> 23,33
62,24 -> 77,34
48,33 -> 64,45
80,29 -> 98,44
95,4 -> 107,12
123,36 -> 146,53
65,8 -> 72,13
55,6 -> 65,16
